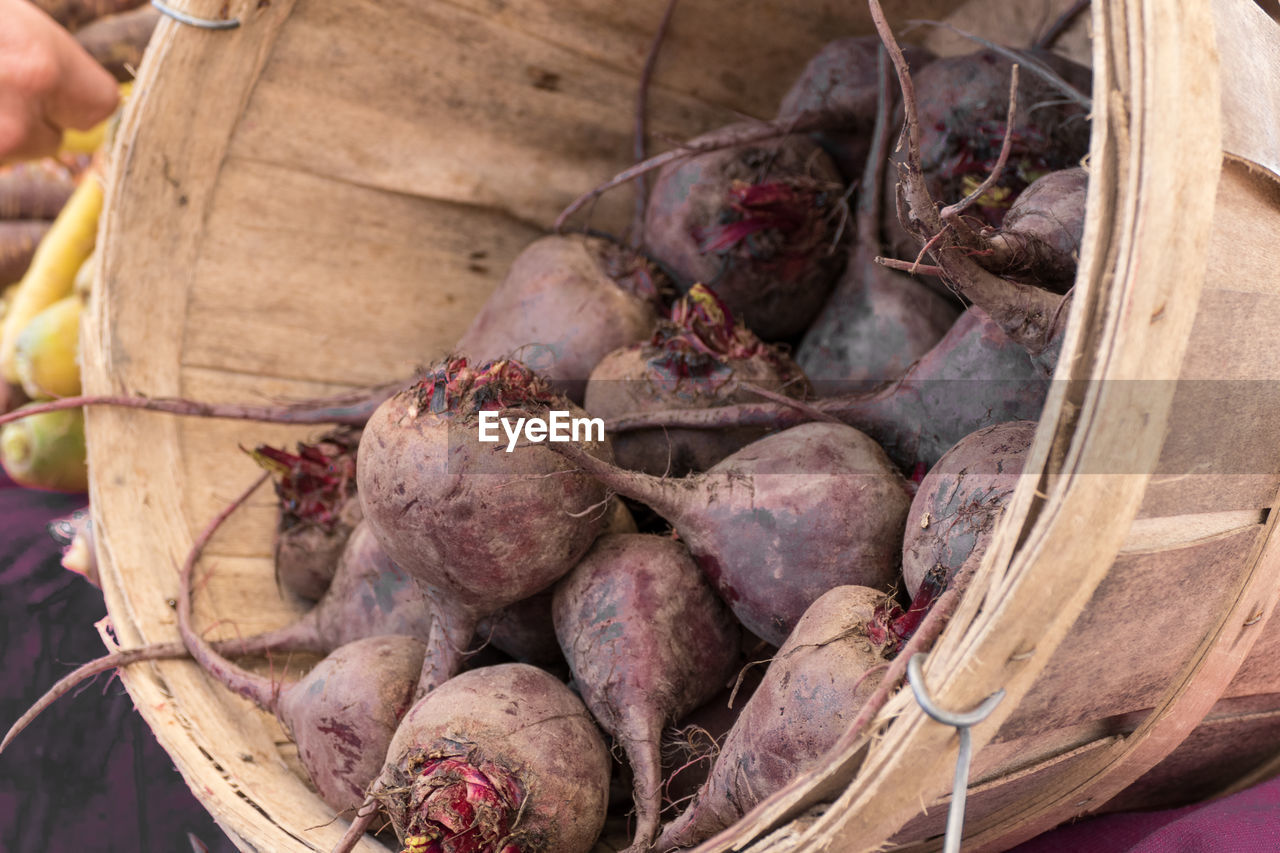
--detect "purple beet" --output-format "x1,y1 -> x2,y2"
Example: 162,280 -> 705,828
874,18 -> 1081,372
342,663 -> 611,853
643,124 -> 847,341
174,486 -> 427,813
798,47 -> 960,394
977,167 -> 1088,293
553,533 -> 741,851
549,421 -> 910,646
654,585 -> 890,849
251,427 -> 362,601
455,234 -> 661,403
584,284 -> 810,476
357,357 -> 612,697
474,497 -> 638,670
606,306 -> 1048,477
903,419 -> 1036,598
908,48 -> 1091,232
778,35 -> 934,181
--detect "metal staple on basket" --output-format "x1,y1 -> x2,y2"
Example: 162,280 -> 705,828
150,0 -> 241,29
907,653 -> 1006,853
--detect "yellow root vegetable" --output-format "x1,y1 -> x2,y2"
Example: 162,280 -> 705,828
0,173 -> 101,383
14,294 -> 82,399
0,405 -> 88,492
60,83 -> 132,156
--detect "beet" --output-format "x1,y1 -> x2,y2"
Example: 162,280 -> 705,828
871,12 -> 1079,371
455,234 -> 661,403
277,635 -> 425,811
475,497 -> 636,670
642,124 -> 847,341
549,421 -> 910,646
173,479 -> 428,813
357,357 -> 612,697
798,48 -> 960,394
607,306 -> 1048,476
251,427 -> 362,601
777,35 -> 934,181
654,585 -> 890,849
4,520 -> 435,754
584,284 -> 810,476
909,48 -> 1091,231
977,166 -> 1088,292
345,663 -> 610,853
553,533 -> 741,850
903,419 -> 1036,598
201,516 -> 433,658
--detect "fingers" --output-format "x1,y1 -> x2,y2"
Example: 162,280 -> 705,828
0,0 -> 120,161
41,33 -> 120,133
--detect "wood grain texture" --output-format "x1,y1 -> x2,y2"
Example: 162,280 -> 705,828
80,0 -> 1280,851
82,1 -> 917,851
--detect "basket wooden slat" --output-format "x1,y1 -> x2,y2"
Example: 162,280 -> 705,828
79,0 -> 1280,851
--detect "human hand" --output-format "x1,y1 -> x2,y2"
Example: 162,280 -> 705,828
0,0 -> 119,161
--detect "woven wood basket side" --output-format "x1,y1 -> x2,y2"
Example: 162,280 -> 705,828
79,0 -> 971,850
78,0 -> 1280,852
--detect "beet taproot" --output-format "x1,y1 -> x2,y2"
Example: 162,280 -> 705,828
653,585 -> 889,849
549,421 -> 910,646
553,533 -> 741,851
798,45 -> 960,394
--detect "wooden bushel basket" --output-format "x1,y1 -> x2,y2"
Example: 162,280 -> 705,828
80,0 -> 1280,850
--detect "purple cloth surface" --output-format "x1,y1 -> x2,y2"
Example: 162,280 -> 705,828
1011,774 -> 1280,852
0,470 -> 236,853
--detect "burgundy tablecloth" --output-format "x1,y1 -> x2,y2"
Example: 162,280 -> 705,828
0,470 -> 235,853
1010,776 -> 1280,852
4,469 -> 1280,852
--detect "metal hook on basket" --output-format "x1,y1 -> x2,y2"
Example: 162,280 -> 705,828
151,0 -> 241,30
907,653 -> 1005,853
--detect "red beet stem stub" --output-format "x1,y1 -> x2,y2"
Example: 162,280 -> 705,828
397,755 -> 524,853
249,426 -> 360,531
